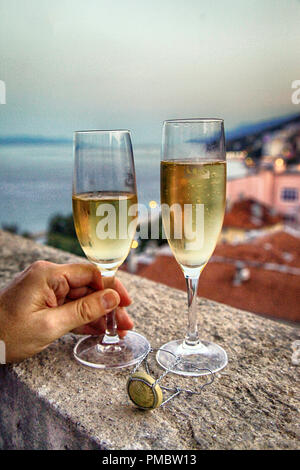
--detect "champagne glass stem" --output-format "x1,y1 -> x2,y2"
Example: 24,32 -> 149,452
105,309 -> 118,337
101,274 -> 119,345
184,274 -> 201,347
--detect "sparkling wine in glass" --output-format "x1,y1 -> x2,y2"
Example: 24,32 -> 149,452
156,119 -> 228,376
72,130 -> 150,369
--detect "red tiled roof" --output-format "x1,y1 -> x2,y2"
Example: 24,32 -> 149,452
138,231 -> 300,323
255,230 -> 300,264
223,199 -> 282,230
214,236 -> 300,268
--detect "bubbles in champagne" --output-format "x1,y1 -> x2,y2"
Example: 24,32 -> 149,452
161,160 -> 226,270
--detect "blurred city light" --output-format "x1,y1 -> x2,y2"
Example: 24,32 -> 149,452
274,157 -> 285,172
149,200 -> 158,209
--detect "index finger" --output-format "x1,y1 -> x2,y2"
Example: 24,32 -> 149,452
57,263 -> 103,290
103,277 -> 132,307
58,264 -> 131,306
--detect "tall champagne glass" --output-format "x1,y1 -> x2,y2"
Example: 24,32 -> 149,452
72,130 -> 150,369
157,119 -> 228,376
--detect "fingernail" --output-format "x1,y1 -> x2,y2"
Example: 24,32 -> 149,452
102,291 -> 118,310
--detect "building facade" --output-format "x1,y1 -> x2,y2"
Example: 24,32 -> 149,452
227,169 -> 300,224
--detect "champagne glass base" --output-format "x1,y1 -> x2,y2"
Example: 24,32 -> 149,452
156,339 -> 228,376
74,331 -> 150,370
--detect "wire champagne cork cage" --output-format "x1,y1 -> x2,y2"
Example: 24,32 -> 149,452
127,348 -> 215,410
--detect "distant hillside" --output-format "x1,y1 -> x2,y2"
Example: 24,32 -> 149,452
226,113 -> 300,141
0,135 -> 71,146
188,112 -> 300,159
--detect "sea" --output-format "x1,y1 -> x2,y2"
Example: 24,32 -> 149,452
0,143 -> 248,235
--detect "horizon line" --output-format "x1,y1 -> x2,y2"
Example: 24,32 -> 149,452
0,111 -> 299,145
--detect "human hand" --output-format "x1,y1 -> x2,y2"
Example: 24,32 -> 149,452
0,261 -> 133,363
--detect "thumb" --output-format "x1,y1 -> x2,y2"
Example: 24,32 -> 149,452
46,288 -> 120,340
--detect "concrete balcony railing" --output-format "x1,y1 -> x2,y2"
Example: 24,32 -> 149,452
0,230 -> 299,450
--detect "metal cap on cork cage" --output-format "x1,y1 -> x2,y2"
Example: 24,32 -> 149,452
127,372 -> 163,410
126,348 -> 215,410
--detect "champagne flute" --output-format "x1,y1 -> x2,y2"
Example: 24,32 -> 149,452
156,119 -> 228,376
72,130 -> 150,369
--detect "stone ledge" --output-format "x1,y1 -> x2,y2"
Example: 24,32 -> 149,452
0,230 -> 299,450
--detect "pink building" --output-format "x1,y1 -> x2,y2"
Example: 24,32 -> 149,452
227,169 -> 300,224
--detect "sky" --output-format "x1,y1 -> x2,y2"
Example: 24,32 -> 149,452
0,0 -> 300,143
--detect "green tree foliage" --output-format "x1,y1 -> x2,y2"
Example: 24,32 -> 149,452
2,224 -> 19,234
47,214 -> 84,257
48,214 -> 77,237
